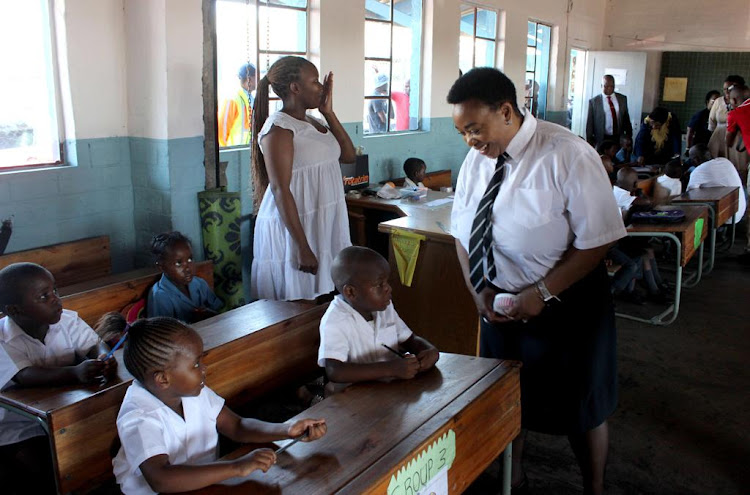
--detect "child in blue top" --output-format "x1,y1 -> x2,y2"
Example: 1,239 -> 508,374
100,315 -> 327,494
147,232 -> 223,323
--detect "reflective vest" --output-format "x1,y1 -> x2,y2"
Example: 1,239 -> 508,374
218,89 -> 252,147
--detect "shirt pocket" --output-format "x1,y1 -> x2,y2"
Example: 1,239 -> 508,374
377,323 -> 400,348
511,188 -> 554,229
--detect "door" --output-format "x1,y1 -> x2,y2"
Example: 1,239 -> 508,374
580,51 -> 647,140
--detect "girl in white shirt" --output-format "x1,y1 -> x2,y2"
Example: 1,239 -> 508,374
105,315 -> 327,495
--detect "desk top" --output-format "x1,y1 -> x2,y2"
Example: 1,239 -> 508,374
346,190 -> 453,217
0,300 -> 314,418
672,186 -> 739,203
187,353 -> 519,495
626,205 -> 708,234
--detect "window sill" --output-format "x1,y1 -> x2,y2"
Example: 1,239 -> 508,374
363,129 -> 429,139
0,163 -> 73,176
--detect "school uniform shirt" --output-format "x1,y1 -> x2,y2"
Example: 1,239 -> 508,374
612,185 -> 636,215
687,157 -> 746,224
0,310 -> 99,446
112,380 -> 225,495
147,274 -> 222,321
403,177 -> 426,189
656,175 -> 683,197
451,110 -> 627,292
317,295 -> 413,367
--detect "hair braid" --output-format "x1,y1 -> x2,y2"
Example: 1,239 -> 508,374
150,231 -> 191,263
123,317 -> 195,383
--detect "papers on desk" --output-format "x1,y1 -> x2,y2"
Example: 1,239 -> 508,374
407,197 -> 454,209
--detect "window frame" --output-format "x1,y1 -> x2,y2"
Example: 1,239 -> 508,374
0,0 -> 65,172
459,3 -> 499,72
364,0 -> 423,136
525,19 -> 552,120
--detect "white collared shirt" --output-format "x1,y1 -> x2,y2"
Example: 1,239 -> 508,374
451,111 -> 626,292
687,157 -> 747,223
613,185 -> 636,213
602,93 -> 620,135
113,381 -> 225,495
656,175 -> 683,197
0,310 -> 99,446
317,295 -> 413,367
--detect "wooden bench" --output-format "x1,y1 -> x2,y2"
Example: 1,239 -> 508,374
0,300 -> 326,494
389,169 -> 452,191
59,260 -> 214,326
0,235 -> 110,287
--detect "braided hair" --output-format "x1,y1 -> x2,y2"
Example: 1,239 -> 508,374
151,231 -> 191,264
251,56 -> 315,210
96,313 -> 196,383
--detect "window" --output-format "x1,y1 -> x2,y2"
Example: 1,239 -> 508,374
364,0 -> 423,135
215,0 -> 308,148
0,0 -> 62,170
525,20 -> 551,120
459,4 -> 498,75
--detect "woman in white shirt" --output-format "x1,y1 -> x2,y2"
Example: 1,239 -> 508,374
448,68 -> 626,495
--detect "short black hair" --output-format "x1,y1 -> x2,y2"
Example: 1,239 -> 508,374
648,107 -> 669,124
725,75 -> 745,86
705,90 -> 721,103
447,67 -> 521,114
665,159 -> 683,179
403,157 -> 426,180
151,231 -> 191,262
330,246 -> 387,293
0,262 -> 51,309
597,140 -> 618,154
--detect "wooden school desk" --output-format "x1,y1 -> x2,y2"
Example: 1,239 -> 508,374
0,300 -> 323,494
618,205 -> 709,326
671,186 -> 740,273
180,353 -> 521,495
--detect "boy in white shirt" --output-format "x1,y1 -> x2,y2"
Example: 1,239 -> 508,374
655,159 -> 684,202
403,157 -> 427,189
318,246 -> 438,385
0,262 -> 117,493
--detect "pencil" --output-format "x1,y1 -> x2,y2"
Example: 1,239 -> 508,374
275,432 -> 308,454
382,343 -> 406,358
103,331 -> 128,360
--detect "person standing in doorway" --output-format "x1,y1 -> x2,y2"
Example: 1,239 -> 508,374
586,75 -> 633,149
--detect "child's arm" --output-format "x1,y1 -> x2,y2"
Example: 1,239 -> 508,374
12,360 -> 107,387
86,340 -> 118,378
138,450 -> 277,493
216,406 -> 327,444
324,356 -> 420,383
400,335 -> 439,372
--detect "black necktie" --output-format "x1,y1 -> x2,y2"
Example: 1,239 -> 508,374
468,153 -> 509,292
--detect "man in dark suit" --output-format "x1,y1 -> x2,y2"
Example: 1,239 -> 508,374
586,75 -> 632,148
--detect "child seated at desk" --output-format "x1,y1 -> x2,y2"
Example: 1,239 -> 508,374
100,315 -> 327,495
148,231 -> 223,323
403,157 -> 427,189
615,135 -> 634,165
318,246 -> 439,386
0,262 -> 117,494
612,168 -> 669,303
654,159 -> 684,202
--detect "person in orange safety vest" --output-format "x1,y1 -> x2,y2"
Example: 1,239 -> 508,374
218,63 -> 256,147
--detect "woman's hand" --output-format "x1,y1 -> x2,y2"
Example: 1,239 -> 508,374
506,286 -> 545,321
319,71 -> 334,116
473,286 -> 512,324
297,245 -> 319,274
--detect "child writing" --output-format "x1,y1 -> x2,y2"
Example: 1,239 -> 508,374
0,262 -> 117,493
148,231 -> 223,323
403,157 -> 427,189
103,315 -> 327,494
318,246 -> 439,385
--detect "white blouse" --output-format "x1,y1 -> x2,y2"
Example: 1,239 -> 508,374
451,111 -> 626,292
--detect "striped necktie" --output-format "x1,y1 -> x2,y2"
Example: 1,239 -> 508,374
468,153 -> 509,292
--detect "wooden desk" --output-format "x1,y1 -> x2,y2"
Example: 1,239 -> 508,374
619,205 -> 709,326
350,193 -> 478,356
183,354 -> 521,495
672,186 -> 740,272
0,300 -> 323,494
389,169 -> 452,191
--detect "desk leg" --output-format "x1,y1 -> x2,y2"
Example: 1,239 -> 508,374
501,443 -> 512,495
682,241 -> 704,289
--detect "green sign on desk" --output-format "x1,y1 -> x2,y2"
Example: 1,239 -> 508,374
387,429 -> 456,495
694,218 -> 704,249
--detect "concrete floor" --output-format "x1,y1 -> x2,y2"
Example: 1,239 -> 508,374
467,240 -> 750,494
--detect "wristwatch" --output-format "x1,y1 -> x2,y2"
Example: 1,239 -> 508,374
535,280 -> 561,306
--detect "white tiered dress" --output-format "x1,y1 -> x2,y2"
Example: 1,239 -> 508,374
251,111 -> 351,301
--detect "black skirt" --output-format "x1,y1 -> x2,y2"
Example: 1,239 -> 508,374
480,264 -> 617,435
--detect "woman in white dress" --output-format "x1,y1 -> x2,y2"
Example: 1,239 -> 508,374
250,56 -> 355,301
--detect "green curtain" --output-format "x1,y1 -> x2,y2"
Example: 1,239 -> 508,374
198,189 -> 245,311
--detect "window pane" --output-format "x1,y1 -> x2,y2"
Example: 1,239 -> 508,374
526,46 -> 536,72
363,98 -> 392,134
259,6 -> 306,52
459,6 -> 474,35
365,20 -> 391,59
0,0 -> 60,168
365,61 -> 391,97
476,9 -> 496,39
527,21 -> 537,47
366,0 -> 391,21
475,38 -> 495,68
459,33 -> 474,74
216,1 -> 257,106
391,6 -> 419,131
260,0 -> 307,7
